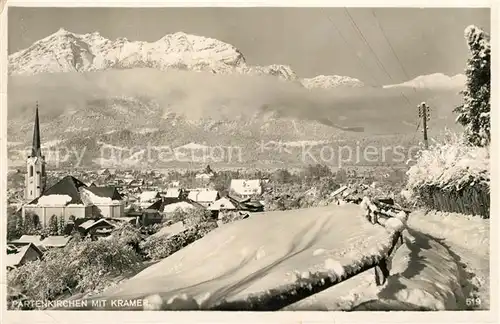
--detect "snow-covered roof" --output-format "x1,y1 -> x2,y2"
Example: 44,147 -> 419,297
163,201 -> 197,213
165,188 -> 181,198
5,244 -> 42,268
11,235 -> 43,247
208,197 -> 237,211
35,194 -> 72,206
79,218 -> 115,231
187,190 -> 219,202
80,188 -> 122,205
230,179 -> 262,195
139,191 -> 160,202
40,236 -> 72,248
152,221 -> 186,238
27,175 -> 87,206
195,173 -> 213,179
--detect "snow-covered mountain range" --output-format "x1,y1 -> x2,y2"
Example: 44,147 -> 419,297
9,28 -> 363,89
7,29 -> 465,168
9,28 -> 465,91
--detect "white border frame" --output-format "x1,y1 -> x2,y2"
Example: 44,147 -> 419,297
0,1 -> 498,323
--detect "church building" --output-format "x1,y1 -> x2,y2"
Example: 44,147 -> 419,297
21,103 -> 125,228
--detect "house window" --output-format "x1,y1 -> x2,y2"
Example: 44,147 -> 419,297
29,166 -> 33,177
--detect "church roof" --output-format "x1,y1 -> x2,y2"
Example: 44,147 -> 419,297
85,186 -> 122,200
28,175 -> 88,206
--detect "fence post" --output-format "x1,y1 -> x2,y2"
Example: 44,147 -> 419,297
374,258 -> 389,286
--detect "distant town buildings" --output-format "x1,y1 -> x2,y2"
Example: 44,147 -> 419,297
230,179 -> 263,198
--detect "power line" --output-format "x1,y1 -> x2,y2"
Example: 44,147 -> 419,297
370,9 -> 424,132
343,8 -> 395,84
326,16 -> 381,87
370,9 -> 414,92
343,8 -> 413,108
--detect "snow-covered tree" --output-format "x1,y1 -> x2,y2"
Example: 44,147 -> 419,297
454,25 -> 491,147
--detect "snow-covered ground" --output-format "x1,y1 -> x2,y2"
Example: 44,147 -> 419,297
83,204 -> 393,309
75,205 -> 489,311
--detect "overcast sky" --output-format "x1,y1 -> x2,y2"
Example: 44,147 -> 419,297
8,7 -> 490,85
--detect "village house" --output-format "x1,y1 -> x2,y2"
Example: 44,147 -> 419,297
10,234 -> 72,250
9,235 -> 43,249
162,188 -> 185,203
195,173 -> 214,182
225,195 -> 265,212
39,235 -> 72,249
138,191 -> 162,209
78,218 -> 116,239
169,181 -> 181,188
229,179 -> 263,199
127,178 -> 144,188
208,197 -> 237,212
6,243 -> 43,270
187,189 -> 219,208
162,200 -> 201,214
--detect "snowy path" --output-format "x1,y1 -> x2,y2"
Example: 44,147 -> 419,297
286,209 -> 490,311
407,210 -> 490,310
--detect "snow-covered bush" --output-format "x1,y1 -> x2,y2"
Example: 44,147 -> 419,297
454,25 -> 491,147
404,132 -> 490,217
140,221 -> 218,261
140,208 -> 217,260
406,133 -> 489,195
7,235 -> 141,308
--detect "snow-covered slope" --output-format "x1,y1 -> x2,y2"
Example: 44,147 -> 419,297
80,204 -> 393,310
301,75 -> 365,89
383,73 -> 466,90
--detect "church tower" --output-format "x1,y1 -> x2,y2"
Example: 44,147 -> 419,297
25,102 -> 46,201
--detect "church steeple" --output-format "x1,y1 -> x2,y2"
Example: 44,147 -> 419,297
25,102 -> 46,201
31,101 -> 42,157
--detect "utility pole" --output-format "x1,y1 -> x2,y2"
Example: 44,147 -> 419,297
418,102 -> 430,149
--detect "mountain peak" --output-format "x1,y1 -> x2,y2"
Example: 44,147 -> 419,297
300,74 -> 365,89
383,73 -> 466,90
55,27 -> 70,35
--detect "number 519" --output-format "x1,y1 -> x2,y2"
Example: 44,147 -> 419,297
466,298 -> 481,307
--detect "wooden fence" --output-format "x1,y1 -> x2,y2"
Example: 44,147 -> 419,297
416,183 -> 490,218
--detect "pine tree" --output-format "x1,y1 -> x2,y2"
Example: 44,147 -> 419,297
58,216 -> 66,235
16,214 -> 24,233
49,215 -> 58,235
205,164 -> 214,175
23,213 -> 35,235
454,25 -> 491,147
